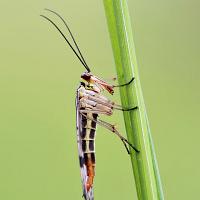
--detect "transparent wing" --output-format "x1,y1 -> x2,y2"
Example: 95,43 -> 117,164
76,89 -> 94,200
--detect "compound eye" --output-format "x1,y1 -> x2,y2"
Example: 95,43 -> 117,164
81,72 -> 91,81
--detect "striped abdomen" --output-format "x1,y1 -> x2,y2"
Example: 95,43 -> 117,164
80,112 -> 98,191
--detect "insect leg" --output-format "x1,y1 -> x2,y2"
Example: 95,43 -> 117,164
114,105 -> 138,112
96,117 -> 140,153
85,94 -> 138,112
102,76 -> 134,87
113,77 -> 135,87
79,111 -> 139,154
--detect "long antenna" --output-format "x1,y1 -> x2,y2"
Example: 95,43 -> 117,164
44,8 -> 89,69
40,14 -> 91,72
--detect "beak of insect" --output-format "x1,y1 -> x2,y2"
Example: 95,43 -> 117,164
91,76 -> 114,95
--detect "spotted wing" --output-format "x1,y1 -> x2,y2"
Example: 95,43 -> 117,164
76,87 -> 94,200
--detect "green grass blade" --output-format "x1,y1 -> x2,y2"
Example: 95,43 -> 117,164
103,0 -> 164,199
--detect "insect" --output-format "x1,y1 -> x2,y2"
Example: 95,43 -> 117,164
41,9 -> 139,200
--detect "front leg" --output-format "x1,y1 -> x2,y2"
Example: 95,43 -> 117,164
82,93 -> 138,112
113,77 -> 135,87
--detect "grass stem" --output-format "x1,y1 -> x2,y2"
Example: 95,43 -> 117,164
103,0 -> 164,199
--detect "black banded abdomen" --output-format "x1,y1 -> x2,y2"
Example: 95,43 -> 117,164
79,112 -> 97,168
80,113 -> 97,151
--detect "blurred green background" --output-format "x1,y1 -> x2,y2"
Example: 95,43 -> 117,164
0,0 -> 199,199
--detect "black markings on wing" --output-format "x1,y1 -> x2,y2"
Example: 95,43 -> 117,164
82,115 -> 87,127
82,140 -> 87,152
91,120 -> 97,129
76,86 -> 95,200
91,114 -> 97,127
91,153 -> 95,164
93,114 -> 98,120
89,140 -> 94,151
84,153 -> 88,164
89,129 -> 95,139
79,156 -> 84,168
81,128 -> 87,139
91,121 -> 97,129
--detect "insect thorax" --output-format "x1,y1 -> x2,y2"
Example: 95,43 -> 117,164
80,80 -> 102,94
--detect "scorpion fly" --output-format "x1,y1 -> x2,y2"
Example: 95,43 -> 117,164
41,9 -> 139,200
